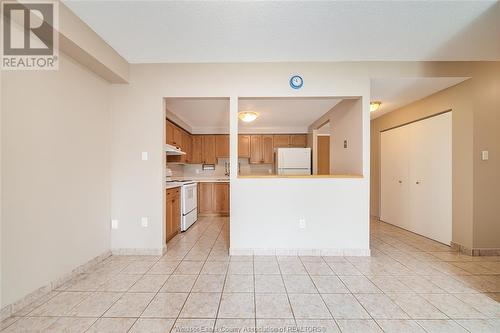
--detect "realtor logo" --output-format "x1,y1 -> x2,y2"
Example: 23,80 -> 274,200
1,0 -> 59,70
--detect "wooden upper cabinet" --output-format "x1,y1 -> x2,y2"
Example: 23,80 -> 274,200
181,132 -> 192,163
290,134 -> 307,147
166,120 -> 175,145
214,183 -> 229,214
273,135 -> 290,148
202,135 -> 216,164
191,136 -> 203,164
262,135 -> 274,164
172,126 -> 183,147
238,135 -> 250,158
250,135 -> 262,164
215,135 -> 229,159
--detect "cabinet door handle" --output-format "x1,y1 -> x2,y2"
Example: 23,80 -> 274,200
416,181 -> 420,185
398,180 -> 402,184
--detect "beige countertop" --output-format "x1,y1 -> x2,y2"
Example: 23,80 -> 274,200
165,182 -> 183,189
237,174 -> 363,179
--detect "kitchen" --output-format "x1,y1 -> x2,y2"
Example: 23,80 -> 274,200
164,96 -> 363,244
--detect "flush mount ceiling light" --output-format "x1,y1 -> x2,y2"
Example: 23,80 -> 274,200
238,111 -> 259,122
370,101 -> 382,112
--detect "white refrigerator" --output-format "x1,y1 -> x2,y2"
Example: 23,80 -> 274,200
275,148 -> 311,175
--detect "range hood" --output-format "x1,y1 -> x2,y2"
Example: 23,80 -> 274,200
165,144 -> 186,155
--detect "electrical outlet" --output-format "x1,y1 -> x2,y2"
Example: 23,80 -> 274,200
141,152 -> 148,161
299,218 -> 306,229
481,150 -> 489,161
141,217 -> 148,227
111,219 -> 119,229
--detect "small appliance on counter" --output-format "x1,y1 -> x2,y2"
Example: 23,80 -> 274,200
275,148 -> 311,176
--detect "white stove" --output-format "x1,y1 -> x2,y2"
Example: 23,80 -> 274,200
166,180 -> 198,231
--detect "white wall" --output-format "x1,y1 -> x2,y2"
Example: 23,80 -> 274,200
109,63 -> 371,254
1,53 -> 111,306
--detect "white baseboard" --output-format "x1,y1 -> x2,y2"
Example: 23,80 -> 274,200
229,248 -> 371,257
1,250 -> 111,321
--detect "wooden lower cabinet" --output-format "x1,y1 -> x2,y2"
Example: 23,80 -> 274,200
198,182 -> 230,216
166,187 -> 180,243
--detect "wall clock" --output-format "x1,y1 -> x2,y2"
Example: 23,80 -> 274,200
289,75 -> 303,89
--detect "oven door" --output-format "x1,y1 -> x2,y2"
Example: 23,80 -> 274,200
182,182 -> 198,215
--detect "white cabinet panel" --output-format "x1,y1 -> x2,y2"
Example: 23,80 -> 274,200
380,112 -> 452,245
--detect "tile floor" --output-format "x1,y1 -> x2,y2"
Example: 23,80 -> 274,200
2,217 -> 499,332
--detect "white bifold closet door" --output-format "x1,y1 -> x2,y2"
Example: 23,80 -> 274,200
380,112 -> 452,245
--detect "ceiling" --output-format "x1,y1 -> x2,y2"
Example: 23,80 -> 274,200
64,1 -> 500,63
239,98 -> 341,133
370,77 -> 470,119
165,97 -> 341,134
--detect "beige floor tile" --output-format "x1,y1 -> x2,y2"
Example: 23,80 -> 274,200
67,292 -> 122,317
455,319 -> 500,333
295,319 -> 340,333
279,261 -> 307,275
192,274 -> 226,292
129,318 -> 176,333
147,261 -> 180,274
421,294 -> 486,319
311,276 -> 349,293
368,276 -> 413,293
160,274 -> 197,292
255,275 -> 286,293
141,293 -> 188,318
172,319 -> 215,333
86,318 -> 136,333
255,294 -> 293,319
396,275 -> 445,293
0,317 -> 19,331
327,262 -> 362,275
354,294 -> 408,319
129,274 -> 169,292
375,319 -> 426,333
45,317 -> 97,333
29,292 -> 90,316
228,261 -> 253,274
453,293 -> 500,317
215,318 -> 255,331
282,275 -> 317,293
1,317 -> 59,332
179,292 -> 221,318
173,261 -> 205,275
339,276 -> 381,293
415,319 -> 468,333
254,261 -> 281,275
122,261 -> 155,274
302,261 -> 334,275
201,261 -> 229,275
288,294 -> 331,319
321,294 -> 370,319
224,274 -> 254,293
218,293 -> 255,318
256,319 -> 297,331
335,319 -> 383,333
387,293 -> 447,319
103,292 -> 155,317
97,274 -> 142,292
11,291 -> 60,316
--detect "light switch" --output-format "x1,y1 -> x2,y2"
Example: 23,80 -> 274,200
111,219 -> 119,229
141,217 -> 148,227
481,151 -> 489,161
299,219 -> 306,229
141,152 -> 148,161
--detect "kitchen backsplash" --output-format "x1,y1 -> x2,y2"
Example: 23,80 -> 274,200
167,157 -> 274,178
